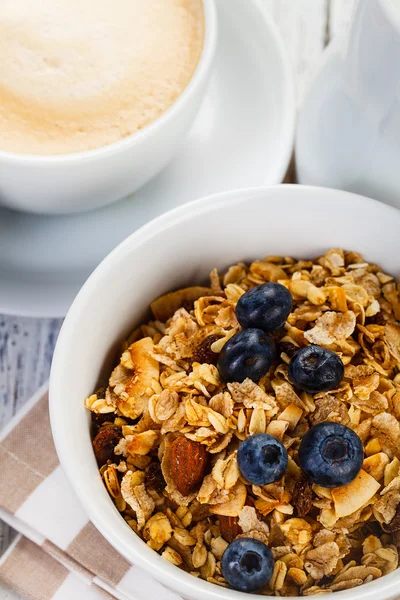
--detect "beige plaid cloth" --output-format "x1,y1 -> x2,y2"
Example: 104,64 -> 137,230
0,383 -> 182,600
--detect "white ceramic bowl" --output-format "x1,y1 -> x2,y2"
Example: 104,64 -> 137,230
0,0 -> 217,215
50,185 -> 400,600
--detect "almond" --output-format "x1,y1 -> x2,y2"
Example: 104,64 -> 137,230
219,515 -> 242,543
170,436 -> 209,497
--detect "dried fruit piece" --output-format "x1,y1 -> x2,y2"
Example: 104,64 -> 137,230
92,426 -> 122,467
91,411 -> 114,436
146,462 -> 166,493
151,287 -> 212,321
85,248 -> 400,595
191,334 -> 221,366
278,341 -> 299,358
113,338 -> 160,420
170,436 -> 209,497
292,475 -> 313,518
332,469 -> 380,518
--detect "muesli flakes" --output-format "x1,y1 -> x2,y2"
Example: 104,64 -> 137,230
86,249 -> 400,595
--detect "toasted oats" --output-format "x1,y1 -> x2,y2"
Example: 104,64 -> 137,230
269,560 -> 287,591
120,474 -> 155,530
328,579 -> 363,592
112,338 -> 160,420
212,453 -> 240,490
201,552 -> 216,579
272,380 -> 308,411
153,389 -> 179,422
331,565 -> 381,584
227,379 -> 277,411
384,322 -> 400,364
86,249 -> 400,595
162,546 -> 183,566
126,430 -> 160,456
280,518 -> 312,551
85,393 -> 116,413
197,474 -> 230,506
372,412 -> 400,449
210,481 -> 247,517
305,542 -> 340,579
209,392 -> 234,418
288,567 -> 307,585
211,536 -> 229,559
191,542 -> 207,569
384,457 -> 400,486
302,587 -> 332,596
144,512 -> 172,550
304,311 -> 356,346
238,506 -> 269,537
173,527 -> 196,546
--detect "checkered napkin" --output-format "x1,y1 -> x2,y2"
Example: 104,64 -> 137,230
0,383 -> 183,600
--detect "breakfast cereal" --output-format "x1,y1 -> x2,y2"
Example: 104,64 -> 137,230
85,249 -> 400,595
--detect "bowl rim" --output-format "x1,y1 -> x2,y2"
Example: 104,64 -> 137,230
50,185 -> 400,600
0,0 -> 218,165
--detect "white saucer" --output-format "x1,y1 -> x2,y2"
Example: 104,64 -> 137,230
0,0 -> 294,318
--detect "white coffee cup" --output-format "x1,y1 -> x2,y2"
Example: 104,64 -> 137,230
0,0 -> 217,215
296,0 -> 400,208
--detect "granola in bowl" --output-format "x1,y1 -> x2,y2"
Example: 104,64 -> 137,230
85,248 -> 400,596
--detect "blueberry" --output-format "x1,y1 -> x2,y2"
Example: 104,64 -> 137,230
298,422 -> 363,488
221,537 -> 274,592
288,345 -> 344,393
236,282 -> 292,333
217,328 -> 276,383
237,433 -> 288,485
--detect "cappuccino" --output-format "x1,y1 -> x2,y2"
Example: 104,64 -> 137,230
0,0 -> 203,155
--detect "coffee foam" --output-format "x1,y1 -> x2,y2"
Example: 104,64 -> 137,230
0,0 -> 203,155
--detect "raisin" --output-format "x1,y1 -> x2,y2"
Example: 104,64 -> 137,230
292,474 -> 313,517
91,412 -> 115,437
351,353 -> 365,366
91,412 -> 114,426
92,426 -> 122,467
365,312 -> 386,326
146,462 -> 166,493
191,334 -> 221,366
277,341 -> 299,358
182,299 -> 196,312
381,504 -> 400,533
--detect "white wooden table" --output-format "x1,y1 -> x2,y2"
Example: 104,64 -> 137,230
0,1 -> 357,597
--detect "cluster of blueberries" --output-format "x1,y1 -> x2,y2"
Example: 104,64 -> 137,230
215,283 -> 364,593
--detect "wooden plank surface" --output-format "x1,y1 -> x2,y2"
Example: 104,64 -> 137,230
0,1 -> 357,597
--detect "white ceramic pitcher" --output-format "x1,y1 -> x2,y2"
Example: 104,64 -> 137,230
296,0 -> 400,208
